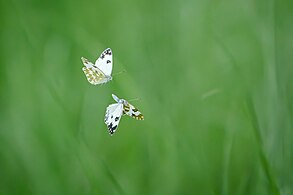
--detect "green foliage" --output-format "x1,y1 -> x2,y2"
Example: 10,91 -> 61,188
1,0 -> 293,194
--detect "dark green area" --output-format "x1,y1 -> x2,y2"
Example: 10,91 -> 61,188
1,0 -> 293,194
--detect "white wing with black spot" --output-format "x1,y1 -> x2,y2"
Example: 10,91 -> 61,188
104,103 -> 123,135
95,48 -> 113,76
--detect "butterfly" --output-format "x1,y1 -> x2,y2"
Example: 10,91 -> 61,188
104,94 -> 144,135
81,48 -> 113,85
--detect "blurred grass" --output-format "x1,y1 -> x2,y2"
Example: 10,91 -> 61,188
1,0 -> 293,194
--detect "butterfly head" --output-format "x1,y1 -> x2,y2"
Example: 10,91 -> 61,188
122,100 -> 130,107
116,98 -> 127,105
111,94 -> 128,105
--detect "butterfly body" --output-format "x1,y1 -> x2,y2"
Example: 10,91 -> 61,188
81,48 -> 113,85
105,94 -> 144,135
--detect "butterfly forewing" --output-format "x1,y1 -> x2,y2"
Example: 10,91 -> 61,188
105,103 -> 123,135
95,48 -> 113,76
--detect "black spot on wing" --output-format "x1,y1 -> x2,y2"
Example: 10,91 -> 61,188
108,122 -> 117,135
107,60 -> 111,64
133,108 -> 138,112
131,113 -> 144,120
115,117 -> 119,122
112,125 -> 117,131
105,49 -> 112,55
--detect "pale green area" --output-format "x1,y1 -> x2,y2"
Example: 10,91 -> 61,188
0,0 -> 293,194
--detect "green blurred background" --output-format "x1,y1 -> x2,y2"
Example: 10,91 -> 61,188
1,0 -> 293,194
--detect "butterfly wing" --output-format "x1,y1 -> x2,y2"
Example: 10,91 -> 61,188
112,94 -> 120,103
104,103 -> 123,135
81,57 -> 109,85
81,57 -> 94,68
123,102 -> 144,120
95,48 -> 113,76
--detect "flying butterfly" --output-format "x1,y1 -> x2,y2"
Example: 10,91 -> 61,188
104,94 -> 144,135
81,48 -> 113,85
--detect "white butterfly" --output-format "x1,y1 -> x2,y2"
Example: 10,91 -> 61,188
81,48 -> 113,85
104,94 -> 144,135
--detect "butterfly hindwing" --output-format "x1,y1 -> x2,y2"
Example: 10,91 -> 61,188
105,103 -> 123,135
95,48 -> 113,76
82,66 -> 108,85
123,102 -> 144,120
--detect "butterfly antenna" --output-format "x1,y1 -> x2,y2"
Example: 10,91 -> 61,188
128,97 -> 141,102
112,69 -> 126,76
